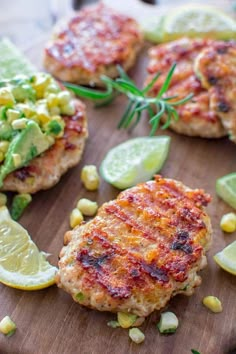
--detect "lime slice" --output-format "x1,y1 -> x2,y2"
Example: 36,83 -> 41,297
0,206 -> 57,290
214,241 -> 236,275
142,15 -> 165,43
216,173 -> 236,209
100,136 -> 170,189
163,5 -> 236,41
0,38 -> 36,80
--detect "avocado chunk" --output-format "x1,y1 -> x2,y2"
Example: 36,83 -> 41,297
11,81 -> 36,102
0,120 -> 54,186
0,121 -> 14,140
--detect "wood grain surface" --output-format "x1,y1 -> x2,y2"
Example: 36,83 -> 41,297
0,1 -> 236,354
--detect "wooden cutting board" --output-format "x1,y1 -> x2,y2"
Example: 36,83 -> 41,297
1,2 -> 236,354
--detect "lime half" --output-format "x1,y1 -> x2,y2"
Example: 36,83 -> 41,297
216,173 -> 236,209
100,136 -> 170,189
0,206 -> 57,290
214,241 -> 236,275
163,5 -> 236,41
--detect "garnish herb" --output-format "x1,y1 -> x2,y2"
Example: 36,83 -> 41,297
64,64 -> 193,136
191,350 -> 201,354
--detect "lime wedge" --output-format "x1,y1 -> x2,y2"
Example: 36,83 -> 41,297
216,173 -> 236,209
0,206 -> 57,290
142,15 -> 165,43
163,5 -> 236,41
214,241 -> 236,275
0,38 -> 36,80
100,136 -> 170,189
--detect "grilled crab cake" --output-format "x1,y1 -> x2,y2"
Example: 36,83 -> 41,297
44,3 -> 143,86
194,41 -> 236,142
57,175 -> 212,318
146,38 -> 226,138
0,73 -> 87,194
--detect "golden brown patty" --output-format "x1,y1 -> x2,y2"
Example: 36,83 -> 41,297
2,99 -> 87,194
146,38 -> 226,138
194,41 -> 236,141
57,175 -> 212,317
44,3 -> 143,86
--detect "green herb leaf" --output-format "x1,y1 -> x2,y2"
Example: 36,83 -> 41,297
65,63 -> 193,136
191,350 -> 201,354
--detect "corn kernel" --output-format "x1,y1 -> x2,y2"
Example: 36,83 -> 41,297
129,328 -> 145,344
46,93 -> 59,108
16,103 -> 35,118
49,106 -> 60,116
0,141 -> 9,153
58,91 -> 71,105
70,208 -> 84,228
0,193 -> 7,206
11,118 -> 28,130
32,73 -> 51,98
220,213 -> 236,233
77,198 -> 98,216
117,312 -> 137,328
60,102 -> 75,116
0,316 -> 16,336
45,83 -> 60,94
203,296 -> 222,313
81,165 -> 100,191
0,88 -> 15,106
12,153 -> 21,168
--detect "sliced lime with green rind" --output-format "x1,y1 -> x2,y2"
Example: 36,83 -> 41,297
214,241 -> 236,275
163,5 -> 236,41
216,173 -> 236,209
0,38 -> 36,80
100,136 -> 170,189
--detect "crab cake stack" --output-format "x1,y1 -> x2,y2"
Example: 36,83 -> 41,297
44,3 -> 143,86
57,176 -> 212,317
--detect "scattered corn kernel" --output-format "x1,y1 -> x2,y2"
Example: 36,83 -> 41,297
11,118 -> 28,130
70,208 -> 84,228
117,312 -> 137,329
58,91 -> 71,105
0,316 -> 16,336
0,193 -> 7,206
0,141 -> 9,153
220,213 -> 236,233
49,106 -> 60,116
132,317 -> 145,327
202,296 -> 222,313
45,83 -> 60,94
157,312 -> 179,334
0,87 -> 15,106
129,328 -> 145,344
81,165 -> 100,191
77,198 -> 98,216
12,153 -> 21,168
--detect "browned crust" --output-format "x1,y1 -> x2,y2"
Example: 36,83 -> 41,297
146,38 -> 226,138
57,176 -> 212,317
43,2 -> 143,86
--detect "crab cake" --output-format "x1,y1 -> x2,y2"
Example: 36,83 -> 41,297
57,175 -> 212,318
44,3 -> 143,86
2,99 -> 87,194
194,41 -> 236,141
0,73 -> 87,194
146,38 -> 226,138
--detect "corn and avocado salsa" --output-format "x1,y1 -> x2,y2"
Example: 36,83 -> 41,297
0,73 -> 76,186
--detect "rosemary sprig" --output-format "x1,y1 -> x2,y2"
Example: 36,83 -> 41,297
64,63 -> 193,136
